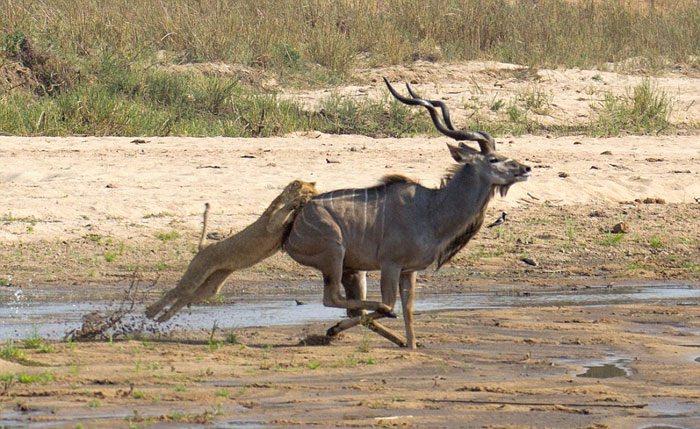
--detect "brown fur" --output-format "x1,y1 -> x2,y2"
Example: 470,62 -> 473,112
379,174 -> 419,186
145,180 -> 318,322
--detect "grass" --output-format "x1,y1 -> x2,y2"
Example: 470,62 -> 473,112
155,230 -> 181,242
0,1 -> 696,137
0,371 -> 55,384
649,236 -> 664,249
593,80 -> 673,136
0,53 -> 432,137
600,232 -> 625,246
2,0 -> 696,74
23,334 -> 55,353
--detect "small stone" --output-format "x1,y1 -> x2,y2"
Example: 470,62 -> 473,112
130,138 -> 147,144
558,172 -> 569,178
589,210 -> 604,217
573,141 -> 582,145
326,158 -> 340,164
105,183 -> 117,188
521,257 -> 538,267
600,150 -> 612,155
610,222 -> 629,234
638,197 -> 666,204
206,231 -> 224,241
294,299 -> 306,306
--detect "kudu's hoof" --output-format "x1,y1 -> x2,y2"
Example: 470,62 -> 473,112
326,324 -> 341,337
377,307 -> 397,318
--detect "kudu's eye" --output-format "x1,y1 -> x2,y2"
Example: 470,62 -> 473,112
488,158 -> 499,164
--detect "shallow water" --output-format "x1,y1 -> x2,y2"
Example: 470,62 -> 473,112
578,360 -> 630,378
0,285 -> 698,341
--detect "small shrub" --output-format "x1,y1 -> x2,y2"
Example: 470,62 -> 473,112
155,230 -> 180,242
600,232 -> 625,246
649,236 -> 663,249
594,80 -> 672,136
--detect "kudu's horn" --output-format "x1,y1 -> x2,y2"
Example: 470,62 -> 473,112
383,77 -> 496,154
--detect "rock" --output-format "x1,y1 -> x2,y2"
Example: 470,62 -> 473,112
573,141 -> 582,145
600,150 -> 612,155
206,231 -> 224,241
637,197 -> 666,204
610,222 -> 629,234
589,210 -> 604,217
130,139 -> 147,144
521,257 -> 538,267
326,158 -> 340,164
558,172 -> 569,178
294,299 -> 306,306
105,183 -> 117,188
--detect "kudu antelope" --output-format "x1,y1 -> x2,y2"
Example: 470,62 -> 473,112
283,78 -> 531,349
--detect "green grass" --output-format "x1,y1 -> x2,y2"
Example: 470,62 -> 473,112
0,54 -> 433,137
1,372 -> 56,384
0,342 -> 27,362
594,80 -> 673,136
155,230 -> 181,242
23,334 -> 55,353
600,232 -> 625,246
649,235 -> 664,249
307,360 -> 321,370
104,251 -> 117,263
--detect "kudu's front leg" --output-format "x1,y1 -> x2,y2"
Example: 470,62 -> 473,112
399,271 -> 417,349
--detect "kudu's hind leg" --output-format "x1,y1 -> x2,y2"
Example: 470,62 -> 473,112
321,250 -> 394,316
326,266 -> 406,347
342,270 -> 367,317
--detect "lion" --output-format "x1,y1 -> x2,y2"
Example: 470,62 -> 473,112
145,180 -> 318,322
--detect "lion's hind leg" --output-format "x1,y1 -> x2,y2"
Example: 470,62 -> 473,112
155,269 -> 232,323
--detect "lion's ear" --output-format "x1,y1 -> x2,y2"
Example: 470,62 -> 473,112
266,204 -> 295,233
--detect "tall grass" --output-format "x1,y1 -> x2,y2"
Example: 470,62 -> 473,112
0,55 -> 433,137
1,0 -> 697,75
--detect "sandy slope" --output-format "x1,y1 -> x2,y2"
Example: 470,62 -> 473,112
0,134 -> 697,243
282,60 -> 700,127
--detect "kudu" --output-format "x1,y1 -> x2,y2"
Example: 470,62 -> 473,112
283,78 -> 531,349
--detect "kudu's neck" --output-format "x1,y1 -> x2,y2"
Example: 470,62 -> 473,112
431,164 -> 493,242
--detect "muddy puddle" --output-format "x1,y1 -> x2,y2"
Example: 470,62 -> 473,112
578,358 -> 632,378
1,285 -> 698,341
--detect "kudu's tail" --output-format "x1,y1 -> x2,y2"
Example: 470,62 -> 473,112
145,180 -> 318,322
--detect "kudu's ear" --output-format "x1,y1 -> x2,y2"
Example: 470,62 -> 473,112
447,143 -> 478,163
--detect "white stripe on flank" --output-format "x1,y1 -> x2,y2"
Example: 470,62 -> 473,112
359,188 -> 368,243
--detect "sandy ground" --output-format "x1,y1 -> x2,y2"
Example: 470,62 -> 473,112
0,133 -> 698,291
1,302 -> 698,428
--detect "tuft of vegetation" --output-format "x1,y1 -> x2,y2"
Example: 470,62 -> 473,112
593,80 -> 673,136
600,232 -> 625,246
0,342 -> 27,362
649,236 -> 664,249
0,371 -> 55,384
155,230 -> 181,242
23,334 -> 55,353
